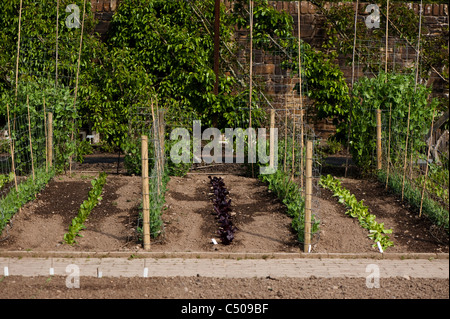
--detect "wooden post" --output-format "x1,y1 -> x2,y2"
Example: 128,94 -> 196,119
141,135 -> 151,250
401,102 -> 412,200
249,0 -> 254,178
419,107 -> 436,217
304,140 -> 313,253
284,109 -> 288,172
376,109 -> 382,170
15,0 -> 23,100
297,1 -> 305,190
150,99 -> 161,197
385,0 -> 390,74
48,112 -> 53,168
26,95 -> 35,180
6,104 -> 18,192
385,103 -> 392,189
44,97 -> 48,172
69,0 -> 87,175
346,0 -> 359,178
269,109 -> 275,169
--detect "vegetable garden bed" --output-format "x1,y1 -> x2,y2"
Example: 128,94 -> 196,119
0,162 -> 447,255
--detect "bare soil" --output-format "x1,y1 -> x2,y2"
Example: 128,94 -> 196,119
0,156 -> 448,300
0,275 -> 448,299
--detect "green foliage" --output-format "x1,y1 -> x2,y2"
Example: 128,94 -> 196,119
0,167 -> 55,234
259,169 -> 320,243
350,71 -> 437,171
63,172 -> 107,245
76,140 -> 93,164
377,170 -> 449,233
319,174 -> 394,250
0,173 -> 15,190
137,167 -> 170,240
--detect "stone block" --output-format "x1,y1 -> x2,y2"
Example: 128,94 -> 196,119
110,0 -> 117,12
424,4 -> 432,16
433,4 -> 440,16
253,63 -> 276,75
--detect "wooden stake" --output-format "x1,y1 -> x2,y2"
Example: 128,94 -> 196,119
48,112 -> 53,168
44,97 -> 48,172
270,109 -> 275,170
249,0 -> 254,178
284,109 -> 288,172
401,102 -> 412,201
14,0 -> 23,100
376,109 -> 382,170
297,1 -> 304,190
6,104 -> 18,192
69,0 -> 87,175
141,135 -> 151,250
385,0 -> 390,74
55,0 -> 60,87
26,95 -> 35,180
346,0 -> 359,178
150,99 -> 160,197
419,107 -> 437,217
304,140 -> 313,253
385,103 -> 392,189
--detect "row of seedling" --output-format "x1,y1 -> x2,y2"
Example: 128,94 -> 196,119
209,176 -> 236,245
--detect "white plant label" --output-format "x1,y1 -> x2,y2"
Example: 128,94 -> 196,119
65,4 -> 81,29
211,238 -> 218,245
365,4 -> 380,29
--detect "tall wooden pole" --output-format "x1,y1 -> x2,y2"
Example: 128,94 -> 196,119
385,103 -> 392,189
376,109 -> 382,170
401,102 -> 412,200
304,140 -> 313,253
385,0 -> 390,74
345,0 -> 359,177
15,0 -> 23,100
419,107 -> 436,217
142,135 -> 151,250
6,104 -> 18,192
26,95 -> 35,180
48,112 -> 53,168
55,0 -> 60,88
298,1 -> 304,190
70,0 -> 87,175
249,0 -> 254,177
269,109 -> 275,169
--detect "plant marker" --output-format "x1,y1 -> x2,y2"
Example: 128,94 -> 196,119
143,267 -> 149,278
4,266 -> 9,277
97,267 -> 102,278
377,242 -> 384,253
49,268 -> 55,276
211,238 -> 218,245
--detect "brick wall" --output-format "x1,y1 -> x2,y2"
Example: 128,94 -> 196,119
91,1 -> 448,138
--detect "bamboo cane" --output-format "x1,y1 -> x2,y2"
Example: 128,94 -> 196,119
26,95 -> 35,180
141,135 -> 150,250
419,107 -> 436,217
69,0 -> 87,175
304,140 -> 313,253
401,102 -> 412,201
6,104 -> 18,192
385,103 -> 392,189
